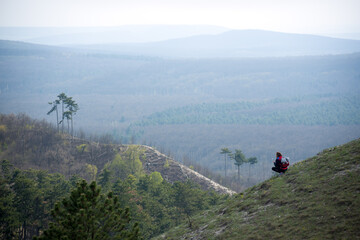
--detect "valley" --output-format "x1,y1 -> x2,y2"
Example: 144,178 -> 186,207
0,26 -> 360,239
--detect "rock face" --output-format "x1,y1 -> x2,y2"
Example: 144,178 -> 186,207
141,145 -> 235,195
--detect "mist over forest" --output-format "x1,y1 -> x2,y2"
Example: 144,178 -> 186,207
1,26 -> 360,183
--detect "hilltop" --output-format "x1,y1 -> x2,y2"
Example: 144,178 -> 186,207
79,30 -> 360,58
155,138 -> 360,239
0,25 -> 229,45
0,113 -> 233,194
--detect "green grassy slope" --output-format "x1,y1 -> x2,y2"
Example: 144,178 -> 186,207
155,139 -> 360,240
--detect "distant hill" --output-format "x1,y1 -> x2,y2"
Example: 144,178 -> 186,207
0,39 -> 71,56
155,138 -> 360,239
0,25 -> 229,45
78,29 -> 360,58
3,29 -> 360,58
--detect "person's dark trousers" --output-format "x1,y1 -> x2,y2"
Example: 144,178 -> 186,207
272,166 -> 286,173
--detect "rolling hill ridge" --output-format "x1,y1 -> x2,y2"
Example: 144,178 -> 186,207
0,113 -> 233,194
78,30 -> 360,58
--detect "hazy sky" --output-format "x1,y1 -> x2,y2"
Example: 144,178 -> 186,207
0,0 -> 359,34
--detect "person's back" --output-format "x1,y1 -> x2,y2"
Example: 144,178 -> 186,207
274,152 -> 282,167
272,152 -> 289,173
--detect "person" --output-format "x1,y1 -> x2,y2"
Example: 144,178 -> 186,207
272,152 -> 289,173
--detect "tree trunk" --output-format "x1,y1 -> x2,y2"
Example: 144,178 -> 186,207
55,106 -> 59,132
225,154 -> 227,178
186,213 -> 192,228
23,220 -> 27,240
71,117 -> 74,138
61,102 -> 64,133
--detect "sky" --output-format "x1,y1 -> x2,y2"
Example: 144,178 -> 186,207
0,0 -> 359,35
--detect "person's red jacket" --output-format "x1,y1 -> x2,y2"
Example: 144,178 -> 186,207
275,156 -> 289,170
280,157 -> 289,170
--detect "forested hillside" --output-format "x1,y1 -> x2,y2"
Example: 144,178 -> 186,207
156,138 -> 360,239
0,113 -> 118,181
0,113 -> 233,239
133,95 -> 360,126
0,113 -> 233,193
0,160 -> 229,239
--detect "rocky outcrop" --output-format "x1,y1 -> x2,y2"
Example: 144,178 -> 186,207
141,145 -> 235,195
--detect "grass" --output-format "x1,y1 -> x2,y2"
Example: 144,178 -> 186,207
153,138 -> 360,240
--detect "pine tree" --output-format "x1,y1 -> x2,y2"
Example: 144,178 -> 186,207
247,157 -> 258,181
172,181 -> 198,228
34,180 -> 141,240
64,97 -> 79,137
12,169 -> 39,240
220,148 -> 231,178
0,176 -> 19,239
47,100 -> 60,132
231,149 -> 246,182
63,111 -> 71,134
57,93 -> 67,132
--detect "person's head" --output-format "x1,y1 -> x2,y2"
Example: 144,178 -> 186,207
276,152 -> 282,157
